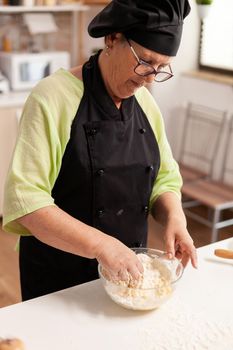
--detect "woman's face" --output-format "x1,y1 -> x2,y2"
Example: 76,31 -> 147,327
99,34 -> 173,103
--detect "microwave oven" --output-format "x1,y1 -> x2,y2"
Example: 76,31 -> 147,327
0,51 -> 70,91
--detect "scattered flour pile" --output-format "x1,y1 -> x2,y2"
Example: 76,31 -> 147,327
103,253 -> 173,310
138,300 -> 233,350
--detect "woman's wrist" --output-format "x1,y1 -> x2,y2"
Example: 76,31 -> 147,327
166,212 -> 187,227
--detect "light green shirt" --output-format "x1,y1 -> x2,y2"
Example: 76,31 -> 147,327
3,68 -> 182,235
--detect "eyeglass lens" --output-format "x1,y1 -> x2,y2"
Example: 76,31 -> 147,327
135,64 -> 172,82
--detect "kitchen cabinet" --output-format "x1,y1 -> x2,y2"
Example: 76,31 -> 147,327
0,106 -> 21,216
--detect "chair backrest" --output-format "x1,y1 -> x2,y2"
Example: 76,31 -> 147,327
221,114 -> 233,185
179,103 -> 227,177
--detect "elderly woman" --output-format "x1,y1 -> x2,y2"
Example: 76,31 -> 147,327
3,0 -> 197,301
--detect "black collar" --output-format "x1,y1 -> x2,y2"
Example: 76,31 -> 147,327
82,51 -> 136,121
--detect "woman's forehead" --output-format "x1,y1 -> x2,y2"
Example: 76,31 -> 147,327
131,40 -> 173,65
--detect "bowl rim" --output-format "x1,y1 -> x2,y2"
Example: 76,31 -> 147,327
98,247 -> 184,290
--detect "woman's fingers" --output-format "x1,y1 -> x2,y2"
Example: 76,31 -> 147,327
178,240 -> 198,269
128,263 -> 143,280
117,269 -> 130,282
190,247 -> 198,268
115,256 -> 143,281
96,236 -> 144,281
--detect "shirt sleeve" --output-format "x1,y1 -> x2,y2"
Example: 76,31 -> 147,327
2,70 -> 83,235
135,87 -> 182,209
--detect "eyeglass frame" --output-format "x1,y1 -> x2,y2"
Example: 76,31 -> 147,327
126,38 -> 174,82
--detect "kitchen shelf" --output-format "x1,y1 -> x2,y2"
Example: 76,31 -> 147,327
0,4 -> 89,13
0,4 -> 90,65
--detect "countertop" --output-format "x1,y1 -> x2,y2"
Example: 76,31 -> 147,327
0,239 -> 233,350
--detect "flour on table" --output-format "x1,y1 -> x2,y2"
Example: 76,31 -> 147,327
138,298 -> 233,350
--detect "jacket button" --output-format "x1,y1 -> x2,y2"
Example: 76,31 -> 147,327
97,169 -> 104,176
134,242 -> 143,248
146,165 -> 154,172
97,209 -> 105,217
116,209 -> 124,216
88,128 -> 97,136
143,205 -> 149,214
139,128 -> 146,134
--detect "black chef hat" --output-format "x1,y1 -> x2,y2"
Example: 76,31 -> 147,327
88,0 -> 191,56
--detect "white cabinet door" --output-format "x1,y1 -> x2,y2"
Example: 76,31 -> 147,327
0,107 -> 20,216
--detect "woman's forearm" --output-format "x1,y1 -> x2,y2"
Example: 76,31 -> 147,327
17,205 -> 107,259
17,205 -> 144,279
151,192 -> 187,227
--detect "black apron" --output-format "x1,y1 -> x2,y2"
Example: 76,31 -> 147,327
19,52 -> 160,300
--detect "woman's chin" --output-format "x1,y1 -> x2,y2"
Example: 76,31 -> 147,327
119,86 -> 142,99
127,80 -> 144,95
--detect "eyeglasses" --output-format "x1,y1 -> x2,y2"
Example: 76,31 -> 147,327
126,39 -> 174,83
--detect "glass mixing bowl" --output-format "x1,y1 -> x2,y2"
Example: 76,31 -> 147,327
98,248 -> 184,311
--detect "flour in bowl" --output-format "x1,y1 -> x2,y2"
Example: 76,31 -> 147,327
102,253 -> 173,310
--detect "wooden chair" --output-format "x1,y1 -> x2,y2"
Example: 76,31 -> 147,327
178,103 -> 227,184
182,115 -> 233,243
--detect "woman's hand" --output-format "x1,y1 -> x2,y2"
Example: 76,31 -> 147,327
164,217 -> 198,269
151,192 -> 198,269
94,236 -> 144,281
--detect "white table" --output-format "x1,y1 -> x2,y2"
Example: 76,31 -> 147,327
1,239 -> 233,350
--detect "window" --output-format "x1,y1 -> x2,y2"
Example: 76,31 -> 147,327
199,0 -> 233,73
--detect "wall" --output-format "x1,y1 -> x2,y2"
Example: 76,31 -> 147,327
149,0 -> 233,178
173,75 -> 233,180
82,5 -> 105,59
151,0 -> 200,146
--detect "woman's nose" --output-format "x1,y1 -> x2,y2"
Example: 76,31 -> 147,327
144,73 -> 155,84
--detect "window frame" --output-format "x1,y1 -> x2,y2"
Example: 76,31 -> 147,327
198,1 -> 233,75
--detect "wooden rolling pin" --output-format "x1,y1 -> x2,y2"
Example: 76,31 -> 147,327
214,249 -> 233,259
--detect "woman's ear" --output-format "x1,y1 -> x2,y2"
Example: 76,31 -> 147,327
106,33 -> 124,48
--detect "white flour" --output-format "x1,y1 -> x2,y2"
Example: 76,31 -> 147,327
103,253 -> 173,310
138,299 -> 233,350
